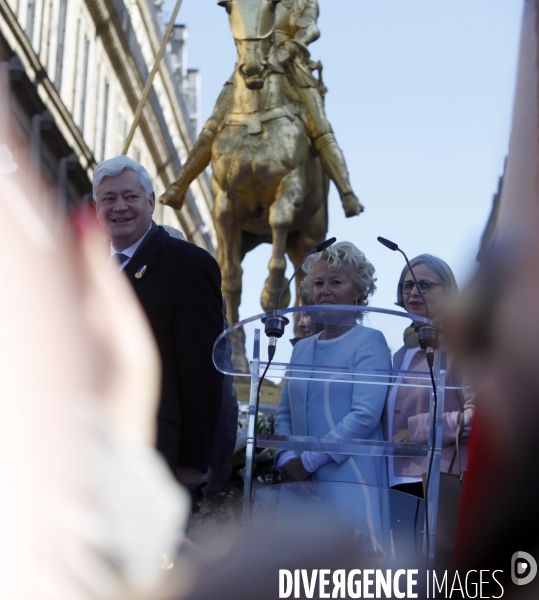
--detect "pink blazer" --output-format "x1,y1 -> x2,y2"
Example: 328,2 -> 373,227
385,346 -> 475,477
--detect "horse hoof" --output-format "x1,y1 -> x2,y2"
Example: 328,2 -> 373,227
261,287 -> 291,312
261,271 -> 290,311
342,193 -> 364,218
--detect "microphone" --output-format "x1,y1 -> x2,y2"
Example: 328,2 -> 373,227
378,236 -> 442,557
263,237 -> 337,359
377,236 -> 429,318
377,235 -> 439,366
313,237 -> 338,253
377,236 -> 399,252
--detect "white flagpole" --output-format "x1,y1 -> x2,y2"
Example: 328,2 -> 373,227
122,0 -> 184,155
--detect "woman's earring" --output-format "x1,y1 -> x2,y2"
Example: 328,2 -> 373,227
355,298 -> 359,306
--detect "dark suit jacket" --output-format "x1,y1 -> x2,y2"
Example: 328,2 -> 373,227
123,223 -> 224,472
206,300 -> 238,492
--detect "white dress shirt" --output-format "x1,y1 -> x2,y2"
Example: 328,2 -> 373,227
108,225 -> 152,271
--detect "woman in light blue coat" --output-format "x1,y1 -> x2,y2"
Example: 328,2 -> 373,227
274,242 -> 391,551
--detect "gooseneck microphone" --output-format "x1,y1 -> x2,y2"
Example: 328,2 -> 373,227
377,236 -> 399,252
377,235 -> 440,556
377,237 -> 429,319
312,236 -> 339,252
263,237 -> 337,360
377,236 -> 439,366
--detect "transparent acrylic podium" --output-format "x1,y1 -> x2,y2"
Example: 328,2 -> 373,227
213,306 -> 450,560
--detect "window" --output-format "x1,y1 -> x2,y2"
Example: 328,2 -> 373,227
99,80 -> 109,161
54,0 -> 68,90
78,35 -> 90,132
26,0 -> 36,44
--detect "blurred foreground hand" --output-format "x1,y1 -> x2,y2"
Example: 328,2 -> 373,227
0,82 -> 191,599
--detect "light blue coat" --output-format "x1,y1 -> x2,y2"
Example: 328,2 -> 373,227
275,324 -> 391,486
274,325 -> 392,549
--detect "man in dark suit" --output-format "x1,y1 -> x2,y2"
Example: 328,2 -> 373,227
93,156 -> 224,490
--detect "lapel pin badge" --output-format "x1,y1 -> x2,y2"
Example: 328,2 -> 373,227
135,265 -> 147,279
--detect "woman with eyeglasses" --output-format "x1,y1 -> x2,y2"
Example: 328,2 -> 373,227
386,254 -> 475,500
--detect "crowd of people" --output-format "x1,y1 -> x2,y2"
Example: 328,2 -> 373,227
93,153 -> 481,564
2,0 -> 536,591
8,131 -> 539,600
0,143 -> 478,598
91,156 -> 474,551
92,154 -> 473,515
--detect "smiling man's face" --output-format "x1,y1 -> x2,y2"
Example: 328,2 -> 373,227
95,169 -> 155,251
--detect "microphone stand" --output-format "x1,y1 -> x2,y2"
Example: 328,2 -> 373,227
377,236 -> 441,558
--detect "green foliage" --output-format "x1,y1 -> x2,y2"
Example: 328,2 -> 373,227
231,408 -> 281,486
191,406 -> 281,528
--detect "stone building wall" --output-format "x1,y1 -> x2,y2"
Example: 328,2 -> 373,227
0,0 -> 216,253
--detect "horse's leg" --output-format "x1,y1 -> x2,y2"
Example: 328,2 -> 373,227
288,194 -> 327,297
287,206 -> 327,301
211,178 -> 248,371
261,172 -> 303,311
161,82 -> 234,210
286,166 -> 328,334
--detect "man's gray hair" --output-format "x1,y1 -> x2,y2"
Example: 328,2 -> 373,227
396,253 -> 458,308
301,241 -> 377,307
92,156 -> 154,200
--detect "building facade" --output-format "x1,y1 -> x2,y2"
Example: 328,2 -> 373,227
0,0 -> 216,253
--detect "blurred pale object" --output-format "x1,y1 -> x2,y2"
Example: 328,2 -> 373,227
0,143 -> 17,173
465,0 -> 539,440
0,152 -> 191,597
446,4 -> 539,583
0,64 -> 17,174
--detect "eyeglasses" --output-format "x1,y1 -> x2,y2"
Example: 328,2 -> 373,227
400,280 -> 442,294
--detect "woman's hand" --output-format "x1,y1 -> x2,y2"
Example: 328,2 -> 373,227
392,429 -> 411,443
280,457 -> 311,482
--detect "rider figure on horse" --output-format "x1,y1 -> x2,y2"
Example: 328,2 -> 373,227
161,0 -> 363,219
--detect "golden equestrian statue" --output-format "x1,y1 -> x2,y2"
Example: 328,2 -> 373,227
161,0 -> 362,360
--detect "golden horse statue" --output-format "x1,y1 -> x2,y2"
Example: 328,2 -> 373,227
161,0 -> 361,365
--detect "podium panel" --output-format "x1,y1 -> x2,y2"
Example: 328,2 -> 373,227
253,482 -> 425,561
214,306 -> 462,560
214,306 -> 437,386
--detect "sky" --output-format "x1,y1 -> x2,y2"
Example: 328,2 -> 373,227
164,0 -> 523,356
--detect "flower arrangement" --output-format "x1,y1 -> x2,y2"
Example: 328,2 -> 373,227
190,404 -> 281,531
232,405 -> 281,486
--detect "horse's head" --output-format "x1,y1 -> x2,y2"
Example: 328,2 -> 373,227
219,0 -> 281,90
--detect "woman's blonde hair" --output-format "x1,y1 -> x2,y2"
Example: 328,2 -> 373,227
300,241 -> 376,306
